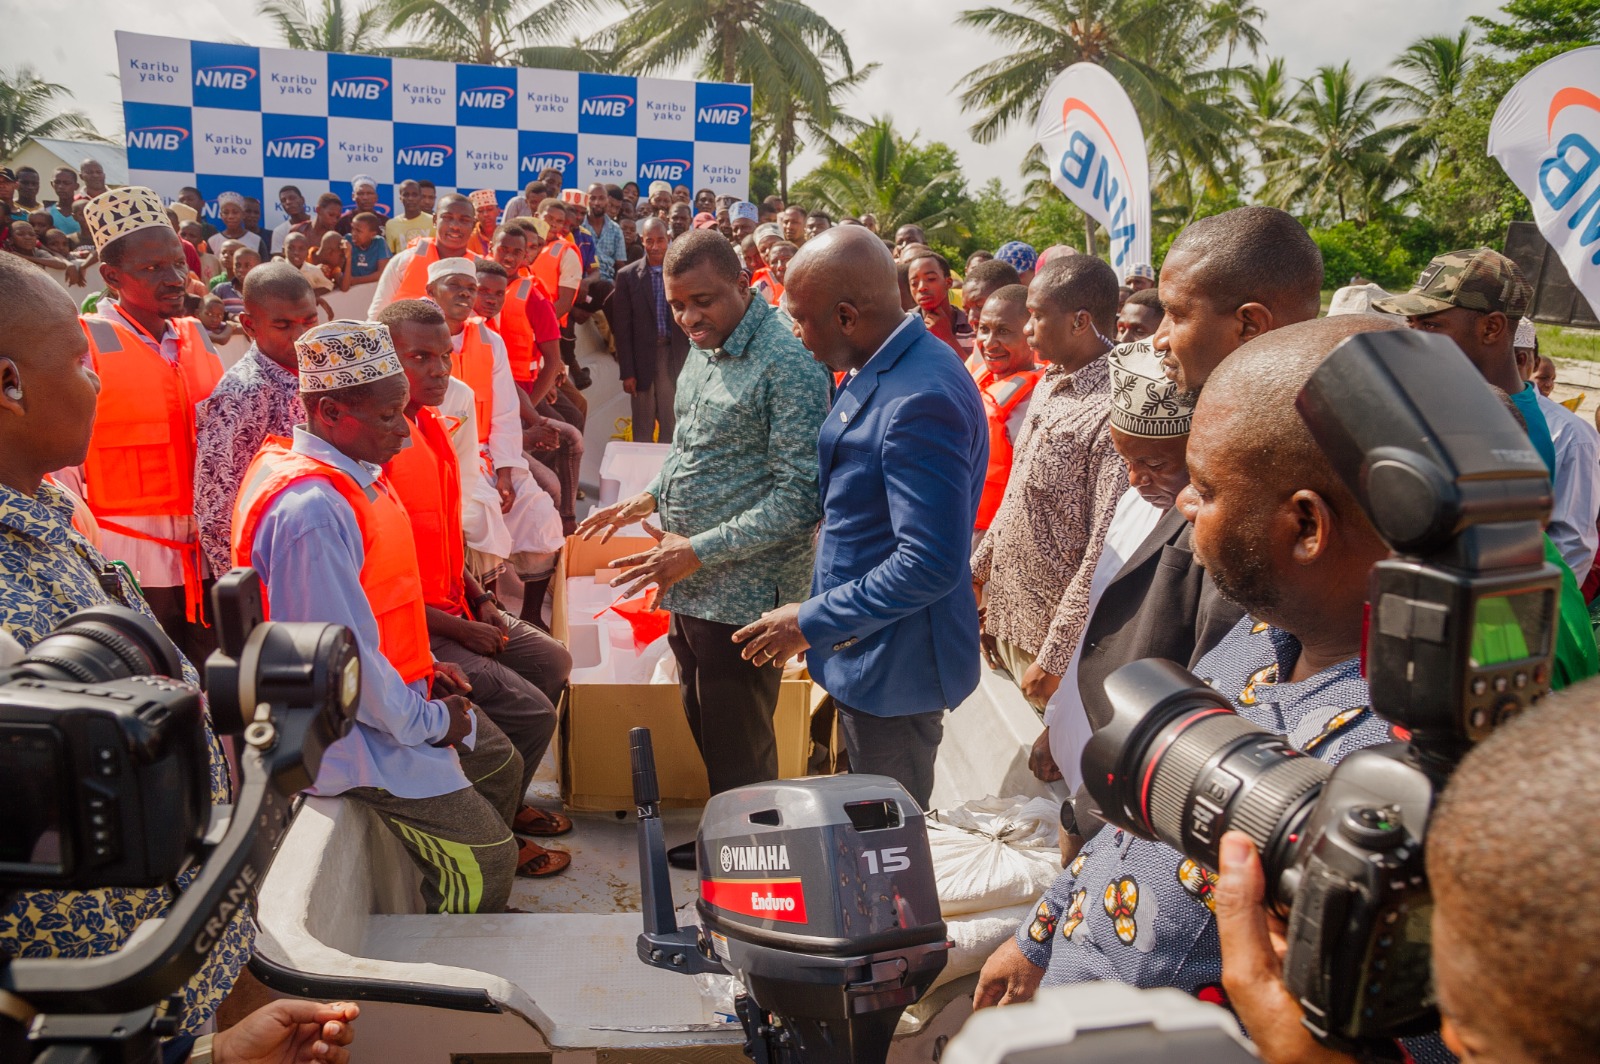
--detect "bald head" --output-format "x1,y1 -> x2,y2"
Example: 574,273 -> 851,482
783,225 -> 904,372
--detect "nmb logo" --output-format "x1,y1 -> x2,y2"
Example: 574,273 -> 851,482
697,103 -> 747,127
639,158 -> 690,182
460,86 -> 512,110
128,126 -> 188,151
397,143 -> 452,168
332,76 -> 388,101
195,64 -> 255,91
581,94 -> 633,118
1539,88 -> 1600,267
1054,98 -> 1139,268
266,135 -> 324,160
522,151 -> 574,173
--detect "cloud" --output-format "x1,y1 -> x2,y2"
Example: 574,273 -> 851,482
2,0 -> 1505,196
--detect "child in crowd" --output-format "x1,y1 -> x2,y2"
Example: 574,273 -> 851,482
198,293 -> 238,345
344,212 -> 390,288
42,228 -> 74,259
309,230 -> 348,292
212,247 -> 259,317
283,231 -> 336,319
211,240 -> 244,290
184,221 -> 221,281
209,192 -> 267,257
620,215 -> 642,262
5,221 -> 80,283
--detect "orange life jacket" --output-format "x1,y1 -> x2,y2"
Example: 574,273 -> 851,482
974,365 -> 1043,531
451,318 -> 497,445
530,237 -> 578,324
80,312 -> 224,621
466,227 -> 495,259
384,407 -> 467,616
393,238 -> 478,303
753,268 -> 784,307
493,277 -> 538,384
231,436 -> 433,685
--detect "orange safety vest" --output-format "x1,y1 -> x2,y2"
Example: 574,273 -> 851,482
974,365 -> 1043,531
80,312 -> 224,621
451,318 -> 498,445
493,277 -> 538,384
392,238 -> 478,303
231,436 -> 433,684
385,407 -> 468,616
466,227 -> 495,258
530,237 -> 578,324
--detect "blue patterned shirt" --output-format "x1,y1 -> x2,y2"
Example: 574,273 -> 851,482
0,481 -> 250,1034
1020,616 -> 1387,986
582,214 -> 626,282
649,264 -> 669,338
645,295 -> 831,626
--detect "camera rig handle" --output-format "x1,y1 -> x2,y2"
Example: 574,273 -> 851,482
631,727 -> 723,976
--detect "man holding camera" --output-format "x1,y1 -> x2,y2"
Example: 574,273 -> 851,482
1217,679 -> 1600,1064
975,318 -> 1422,1031
0,251 -> 254,1034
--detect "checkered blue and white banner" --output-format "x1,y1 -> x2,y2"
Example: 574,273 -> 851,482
117,31 -> 752,229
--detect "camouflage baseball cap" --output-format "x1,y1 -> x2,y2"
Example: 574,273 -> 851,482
1372,248 -> 1532,318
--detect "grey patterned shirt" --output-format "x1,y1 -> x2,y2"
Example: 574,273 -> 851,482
194,345 -> 307,576
646,295 -> 831,626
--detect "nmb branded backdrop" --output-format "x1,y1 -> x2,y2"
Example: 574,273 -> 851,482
116,31 -> 752,228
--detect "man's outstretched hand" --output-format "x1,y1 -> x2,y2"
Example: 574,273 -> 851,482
575,490 -> 657,544
1215,832 -> 1359,1064
972,936 -> 1045,1010
212,999 -> 359,1064
608,521 -> 701,598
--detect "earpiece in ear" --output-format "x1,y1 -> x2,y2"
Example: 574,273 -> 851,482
3,386 -> 21,401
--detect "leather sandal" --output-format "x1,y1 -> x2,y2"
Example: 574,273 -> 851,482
515,805 -> 573,837
515,840 -> 571,877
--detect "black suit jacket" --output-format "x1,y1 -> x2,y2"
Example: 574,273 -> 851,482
612,256 -> 688,389
1070,506 -> 1244,838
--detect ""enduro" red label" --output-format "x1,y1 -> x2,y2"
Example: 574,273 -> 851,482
701,877 -> 809,923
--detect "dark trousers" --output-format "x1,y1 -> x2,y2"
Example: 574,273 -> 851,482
143,581 -> 219,667
837,704 -> 946,810
667,612 -> 781,795
429,617 -> 571,799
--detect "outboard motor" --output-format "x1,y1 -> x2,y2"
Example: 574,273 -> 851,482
632,728 -> 950,1064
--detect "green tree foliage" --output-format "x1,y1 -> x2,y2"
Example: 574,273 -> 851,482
258,0 -> 390,53
378,0 -> 599,65
791,118 -> 968,239
0,67 -> 101,160
606,0 -> 863,201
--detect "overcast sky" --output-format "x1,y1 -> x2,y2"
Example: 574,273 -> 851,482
3,0 -> 1504,195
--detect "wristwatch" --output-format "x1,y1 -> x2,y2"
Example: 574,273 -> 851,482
189,1033 -> 215,1064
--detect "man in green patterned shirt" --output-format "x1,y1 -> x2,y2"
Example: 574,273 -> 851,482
578,230 -> 829,866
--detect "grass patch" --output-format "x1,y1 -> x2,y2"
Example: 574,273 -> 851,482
1543,326 -> 1600,363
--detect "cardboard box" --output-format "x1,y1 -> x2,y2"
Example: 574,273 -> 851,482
554,534 -> 815,812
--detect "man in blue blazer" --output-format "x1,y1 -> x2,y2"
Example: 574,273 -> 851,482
735,226 -> 987,806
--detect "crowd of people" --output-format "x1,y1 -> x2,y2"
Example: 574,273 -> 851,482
3,151 -> 1600,1064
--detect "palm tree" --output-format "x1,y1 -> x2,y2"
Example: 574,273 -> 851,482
1262,63 -> 1413,224
608,0 -> 858,200
1204,0 -> 1265,67
1380,29 -> 1472,122
258,0 -> 390,52
379,0 -> 602,65
792,118 -> 962,236
0,67 -> 101,160
757,61 -> 877,203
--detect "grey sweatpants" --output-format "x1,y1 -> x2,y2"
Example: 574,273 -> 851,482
343,713 -> 523,914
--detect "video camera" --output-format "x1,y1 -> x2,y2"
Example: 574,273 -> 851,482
0,570 -> 360,1064
1081,329 -> 1560,1055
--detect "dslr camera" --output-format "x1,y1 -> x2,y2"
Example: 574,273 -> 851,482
0,570 -> 360,1064
1081,330 -> 1560,1054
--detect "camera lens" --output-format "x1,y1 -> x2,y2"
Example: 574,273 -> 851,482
1082,659 -> 1330,904
21,606 -> 183,684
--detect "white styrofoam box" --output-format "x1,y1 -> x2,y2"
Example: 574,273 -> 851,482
597,441 -> 671,509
